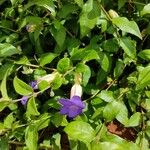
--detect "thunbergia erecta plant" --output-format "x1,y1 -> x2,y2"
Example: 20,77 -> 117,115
59,83 -> 85,118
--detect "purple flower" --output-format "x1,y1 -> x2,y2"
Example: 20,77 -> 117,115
59,96 -> 85,118
20,96 -> 29,105
29,81 -> 38,90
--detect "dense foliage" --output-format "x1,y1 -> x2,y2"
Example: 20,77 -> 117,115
0,0 -> 150,149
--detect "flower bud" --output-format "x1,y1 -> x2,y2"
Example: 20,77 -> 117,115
37,72 -> 57,84
108,9 -> 119,18
70,83 -> 82,99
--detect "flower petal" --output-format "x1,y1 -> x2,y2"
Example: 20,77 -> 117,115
60,106 -> 68,115
21,96 -> 28,105
70,96 -> 85,108
59,98 -> 72,106
68,107 -> 82,118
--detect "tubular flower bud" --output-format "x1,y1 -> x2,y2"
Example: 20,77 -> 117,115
70,83 -> 82,99
37,72 -> 57,84
108,9 -> 119,18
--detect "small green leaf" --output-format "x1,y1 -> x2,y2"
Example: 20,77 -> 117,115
103,101 -> 121,122
26,97 -> 40,116
39,53 -> 57,66
0,100 -> 10,112
114,59 -> 125,78
79,0 -> 100,37
50,21 -> 66,47
136,66 -> 150,90
13,76 -> 33,95
138,49 -> 150,61
25,125 -> 38,150
51,73 -> 63,89
4,113 -> 14,128
71,49 -> 99,62
36,113 -> 50,130
57,58 -> 71,74
1,70 -> 9,100
141,4 -> 150,16
64,121 -> 95,143
76,63 -> 91,86
98,90 -> 115,102
112,17 -> 142,39
116,103 -> 128,125
25,0 -> 55,16
119,37 -> 136,59
127,112 -> 141,127
0,43 -> 20,57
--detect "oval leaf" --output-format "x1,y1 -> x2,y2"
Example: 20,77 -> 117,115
13,76 -> 33,95
112,17 -> 142,39
64,121 -> 95,143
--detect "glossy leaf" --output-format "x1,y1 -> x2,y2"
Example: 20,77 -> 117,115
64,121 -> 95,143
136,66 -> 150,90
26,97 -> 40,116
119,37 -> 136,59
57,58 -> 71,74
25,125 -> 38,150
71,49 -> 99,62
13,76 -> 33,95
112,17 -> 142,39
141,4 -> 150,16
0,43 -> 20,57
39,53 -> 57,66
138,49 -> 150,61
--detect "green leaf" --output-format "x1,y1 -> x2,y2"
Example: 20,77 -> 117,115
127,112 -> 141,127
138,49 -> 150,61
79,0 -> 100,37
0,63 -> 14,80
51,73 -> 63,89
112,17 -> 142,39
25,125 -> 38,150
141,4 -> 150,16
118,0 -> 127,9
0,137 -> 8,150
13,76 -> 33,95
98,90 -> 115,102
0,43 -> 20,57
0,100 -> 10,112
103,101 -> 121,122
57,58 -> 71,74
75,0 -> 83,7
76,63 -> 91,86
102,38 -> 119,53
119,37 -> 136,59
25,0 -> 55,16
116,102 -> 128,125
39,53 -> 57,66
1,70 -> 9,100
26,97 -> 40,116
50,21 -> 66,48
4,113 -> 14,128
114,59 -> 125,78
99,52 -> 111,72
36,113 -> 50,130
92,142 -> 121,150
64,121 -> 95,143
71,49 -> 99,62
136,66 -> 150,90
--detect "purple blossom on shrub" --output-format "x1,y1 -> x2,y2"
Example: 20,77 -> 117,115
29,80 -> 38,90
20,96 -> 29,105
59,96 -> 85,118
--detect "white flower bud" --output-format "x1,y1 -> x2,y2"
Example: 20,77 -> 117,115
108,9 -> 119,18
70,83 -> 82,99
37,72 -> 57,84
